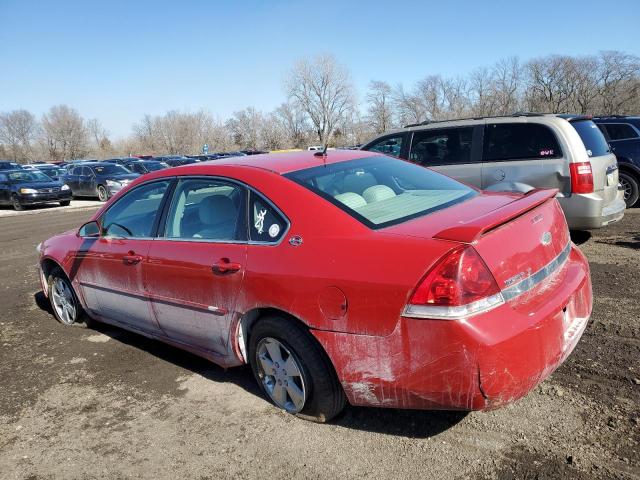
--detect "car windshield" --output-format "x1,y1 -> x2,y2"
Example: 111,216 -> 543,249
38,167 -> 65,177
143,162 -> 166,171
8,170 -> 54,182
91,164 -> 131,175
570,120 -> 610,157
285,156 -> 477,228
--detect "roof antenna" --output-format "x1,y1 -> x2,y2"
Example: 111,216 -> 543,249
314,144 -> 328,165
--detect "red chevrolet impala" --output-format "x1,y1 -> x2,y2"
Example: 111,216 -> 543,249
38,150 -> 592,421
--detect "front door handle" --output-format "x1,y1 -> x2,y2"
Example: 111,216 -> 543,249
123,251 -> 143,265
212,258 -> 242,275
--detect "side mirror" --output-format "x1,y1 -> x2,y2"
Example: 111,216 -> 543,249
78,220 -> 101,238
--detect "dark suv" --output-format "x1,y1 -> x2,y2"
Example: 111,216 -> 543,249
594,116 -> 640,206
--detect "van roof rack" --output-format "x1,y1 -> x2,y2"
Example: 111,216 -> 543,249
403,112 -> 552,128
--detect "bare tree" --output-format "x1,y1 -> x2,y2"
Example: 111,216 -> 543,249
275,102 -> 309,148
492,56 -> 522,114
366,80 -> 394,133
0,109 -> 38,163
41,105 -> 89,161
596,51 -> 640,115
226,107 -> 263,149
87,118 -> 113,158
285,54 -> 355,145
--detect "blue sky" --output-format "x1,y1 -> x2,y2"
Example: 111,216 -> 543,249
1,0 -> 639,137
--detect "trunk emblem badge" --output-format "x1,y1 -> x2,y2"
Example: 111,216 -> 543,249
541,231 -> 552,246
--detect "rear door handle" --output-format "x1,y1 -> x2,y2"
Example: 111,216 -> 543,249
212,258 -> 242,275
123,252 -> 143,265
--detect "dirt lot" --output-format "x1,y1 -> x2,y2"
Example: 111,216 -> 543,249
0,206 -> 638,479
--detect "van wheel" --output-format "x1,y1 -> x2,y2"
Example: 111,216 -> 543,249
97,185 -> 108,202
619,171 -> 639,207
248,315 -> 346,423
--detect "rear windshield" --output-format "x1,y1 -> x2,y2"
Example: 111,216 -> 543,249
570,120 -> 610,157
285,156 -> 477,229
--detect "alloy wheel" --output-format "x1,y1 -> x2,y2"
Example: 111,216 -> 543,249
51,277 -> 77,325
620,176 -> 632,202
98,186 -> 108,202
256,337 -> 307,413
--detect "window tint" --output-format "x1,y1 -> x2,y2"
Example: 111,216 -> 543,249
410,127 -> 473,166
366,135 -> 404,157
0,174 -> 8,182
285,156 -> 476,229
570,120 -> 610,157
101,181 -> 170,238
71,167 -> 83,175
483,123 -> 562,161
604,123 -> 639,141
249,191 -> 286,242
164,178 -> 246,241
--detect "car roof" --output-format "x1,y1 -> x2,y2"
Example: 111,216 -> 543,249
175,149 -> 379,175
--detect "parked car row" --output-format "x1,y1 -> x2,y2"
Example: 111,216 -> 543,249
361,113 -> 627,229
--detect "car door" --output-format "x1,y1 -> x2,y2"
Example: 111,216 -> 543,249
75,180 -> 173,334
65,166 -> 82,193
80,166 -> 98,195
481,122 -> 563,192
408,126 -> 480,187
0,174 -> 9,204
144,177 -> 248,355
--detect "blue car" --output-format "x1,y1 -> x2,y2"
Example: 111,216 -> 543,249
594,116 -> 640,207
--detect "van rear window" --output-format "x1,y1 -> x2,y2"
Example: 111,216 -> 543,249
570,120 -> 610,157
483,123 -> 562,161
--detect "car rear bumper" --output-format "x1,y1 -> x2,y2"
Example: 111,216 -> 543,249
16,191 -> 72,205
312,245 -> 592,411
558,192 -> 625,230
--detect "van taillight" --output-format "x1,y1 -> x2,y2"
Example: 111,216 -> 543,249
403,246 -> 504,320
570,162 -> 594,194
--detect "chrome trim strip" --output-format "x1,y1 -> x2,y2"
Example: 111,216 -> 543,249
501,241 -> 571,301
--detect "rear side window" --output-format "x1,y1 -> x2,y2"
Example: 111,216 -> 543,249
366,135 -> 404,157
410,127 -> 473,166
483,123 -> 562,161
249,191 -> 287,243
570,120 -> 610,157
603,123 -> 639,141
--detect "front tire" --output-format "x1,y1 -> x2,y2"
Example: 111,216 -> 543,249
11,195 -> 24,211
619,171 -> 639,207
47,268 -> 92,327
59,200 -> 71,207
97,185 -> 108,202
249,315 -> 346,422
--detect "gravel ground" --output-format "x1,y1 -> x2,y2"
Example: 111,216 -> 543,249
0,206 -> 638,480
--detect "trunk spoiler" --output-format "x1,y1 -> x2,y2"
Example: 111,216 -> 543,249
434,189 -> 559,244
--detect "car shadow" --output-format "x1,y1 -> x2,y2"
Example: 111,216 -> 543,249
34,290 -> 468,439
570,230 -> 592,245
598,235 -> 640,250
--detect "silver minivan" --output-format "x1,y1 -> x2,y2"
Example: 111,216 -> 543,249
361,113 -> 625,230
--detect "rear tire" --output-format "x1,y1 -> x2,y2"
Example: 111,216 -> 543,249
59,200 -> 71,207
97,185 -> 108,202
619,171 -> 639,207
11,195 -> 24,211
47,268 -> 94,328
248,315 -> 346,423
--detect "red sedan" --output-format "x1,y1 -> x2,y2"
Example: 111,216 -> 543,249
38,150 -> 592,421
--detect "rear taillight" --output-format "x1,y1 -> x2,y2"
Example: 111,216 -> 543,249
404,246 -> 504,320
570,162 -> 594,194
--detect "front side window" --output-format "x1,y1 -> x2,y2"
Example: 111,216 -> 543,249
249,191 -> 287,242
366,135 -> 405,157
569,120 -> 610,157
603,123 -> 639,141
101,181 -> 170,238
285,156 -> 477,229
483,123 -> 562,161
164,178 -> 246,241
92,164 -> 131,176
410,127 -> 473,166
